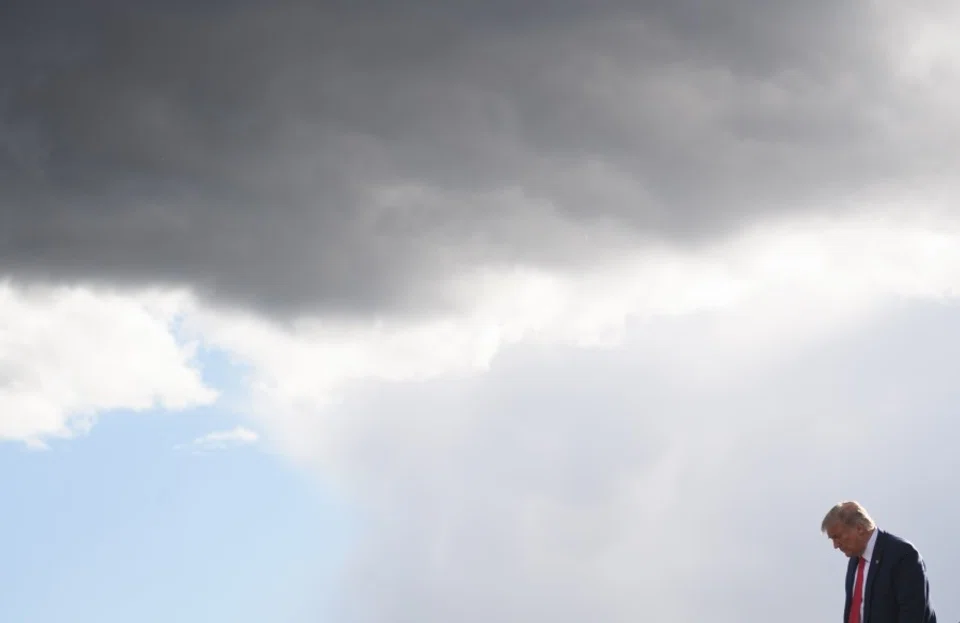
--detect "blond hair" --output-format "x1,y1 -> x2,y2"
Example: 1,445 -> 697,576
821,500 -> 876,533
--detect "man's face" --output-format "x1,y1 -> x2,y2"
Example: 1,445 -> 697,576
825,521 -> 869,557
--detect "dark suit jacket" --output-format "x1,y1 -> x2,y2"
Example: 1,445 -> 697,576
844,530 -> 937,623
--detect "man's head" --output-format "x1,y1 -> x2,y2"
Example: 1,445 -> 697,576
821,501 -> 876,558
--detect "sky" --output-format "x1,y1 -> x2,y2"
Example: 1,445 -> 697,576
3,0 -> 960,621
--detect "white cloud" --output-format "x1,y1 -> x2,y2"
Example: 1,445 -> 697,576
4,4 -> 960,621
5,204 -> 960,620
176,426 -> 259,453
171,204 -> 960,458
7,203 -> 956,458
308,300 -> 960,622
157,204 -> 960,622
0,281 -> 217,445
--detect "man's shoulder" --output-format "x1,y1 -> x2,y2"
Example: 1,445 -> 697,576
878,529 -> 923,560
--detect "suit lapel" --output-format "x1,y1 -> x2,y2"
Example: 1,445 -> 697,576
863,530 -> 886,623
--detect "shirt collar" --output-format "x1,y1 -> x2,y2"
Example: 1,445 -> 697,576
863,528 -> 879,562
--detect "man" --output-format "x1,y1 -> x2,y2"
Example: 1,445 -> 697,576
822,501 -> 937,623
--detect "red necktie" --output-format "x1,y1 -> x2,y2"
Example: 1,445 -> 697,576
849,557 -> 866,623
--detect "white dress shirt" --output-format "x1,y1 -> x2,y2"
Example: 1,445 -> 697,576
857,528 -> 879,622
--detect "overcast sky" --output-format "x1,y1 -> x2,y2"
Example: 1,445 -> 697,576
3,1 -> 960,622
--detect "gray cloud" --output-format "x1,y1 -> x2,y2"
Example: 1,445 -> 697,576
2,0 -> 955,316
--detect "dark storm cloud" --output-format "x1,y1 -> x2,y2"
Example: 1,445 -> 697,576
0,0 -> 945,315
